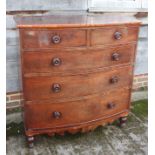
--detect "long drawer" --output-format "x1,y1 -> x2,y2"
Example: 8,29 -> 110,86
24,88 -> 130,129
23,44 -> 136,74
23,66 -> 132,101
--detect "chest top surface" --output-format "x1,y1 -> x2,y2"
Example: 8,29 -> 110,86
15,14 -> 141,28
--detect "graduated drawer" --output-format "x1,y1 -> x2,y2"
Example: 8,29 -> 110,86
20,29 -> 87,49
23,44 -> 136,74
23,66 -> 132,101
24,88 -> 130,129
91,26 -> 139,46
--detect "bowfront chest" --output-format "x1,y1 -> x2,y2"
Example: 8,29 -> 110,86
15,15 -> 140,147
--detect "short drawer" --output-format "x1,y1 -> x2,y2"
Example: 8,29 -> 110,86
23,66 -> 132,101
91,27 -> 139,46
21,29 -> 87,49
23,44 -> 136,74
24,88 -> 130,129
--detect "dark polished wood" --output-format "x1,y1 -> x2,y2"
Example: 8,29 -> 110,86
119,116 -> 128,127
16,14 -> 140,147
27,136 -> 34,148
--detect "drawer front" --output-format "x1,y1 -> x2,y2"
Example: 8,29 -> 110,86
21,29 -> 87,49
91,27 -> 138,46
25,89 -> 130,129
23,66 -> 132,101
23,44 -> 136,74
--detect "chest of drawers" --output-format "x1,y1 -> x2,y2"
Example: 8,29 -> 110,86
15,14 -> 140,147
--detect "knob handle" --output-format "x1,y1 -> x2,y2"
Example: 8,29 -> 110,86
52,57 -> 61,66
52,35 -> 61,44
53,111 -> 61,119
110,76 -> 119,84
52,83 -> 61,93
114,32 -> 122,40
112,53 -> 120,61
107,102 -> 116,109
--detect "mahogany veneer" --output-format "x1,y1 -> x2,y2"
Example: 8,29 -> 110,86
15,14 -> 140,147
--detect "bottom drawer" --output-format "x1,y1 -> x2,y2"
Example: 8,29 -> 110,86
25,89 -> 130,129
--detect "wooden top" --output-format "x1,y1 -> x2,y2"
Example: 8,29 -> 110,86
15,14 -> 141,28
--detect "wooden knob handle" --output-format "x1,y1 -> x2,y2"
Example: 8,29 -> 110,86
52,57 -> 61,66
107,102 -> 116,109
52,35 -> 61,44
112,53 -> 120,61
53,111 -> 61,119
114,32 -> 122,40
52,83 -> 61,93
110,76 -> 119,84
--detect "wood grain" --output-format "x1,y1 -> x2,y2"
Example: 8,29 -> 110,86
23,44 -> 136,74
15,14 -> 141,28
91,27 -> 139,46
24,88 -> 130,129
23,66 -> 132,101
20,29 -> 87,49
15,15 -> 140,144
25,110 -> 129,136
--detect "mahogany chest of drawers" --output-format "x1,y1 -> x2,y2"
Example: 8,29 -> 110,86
15,14 -> 140,147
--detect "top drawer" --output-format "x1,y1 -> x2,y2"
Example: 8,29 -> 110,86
91,27 -> 139,46
20,29 -> 87,49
